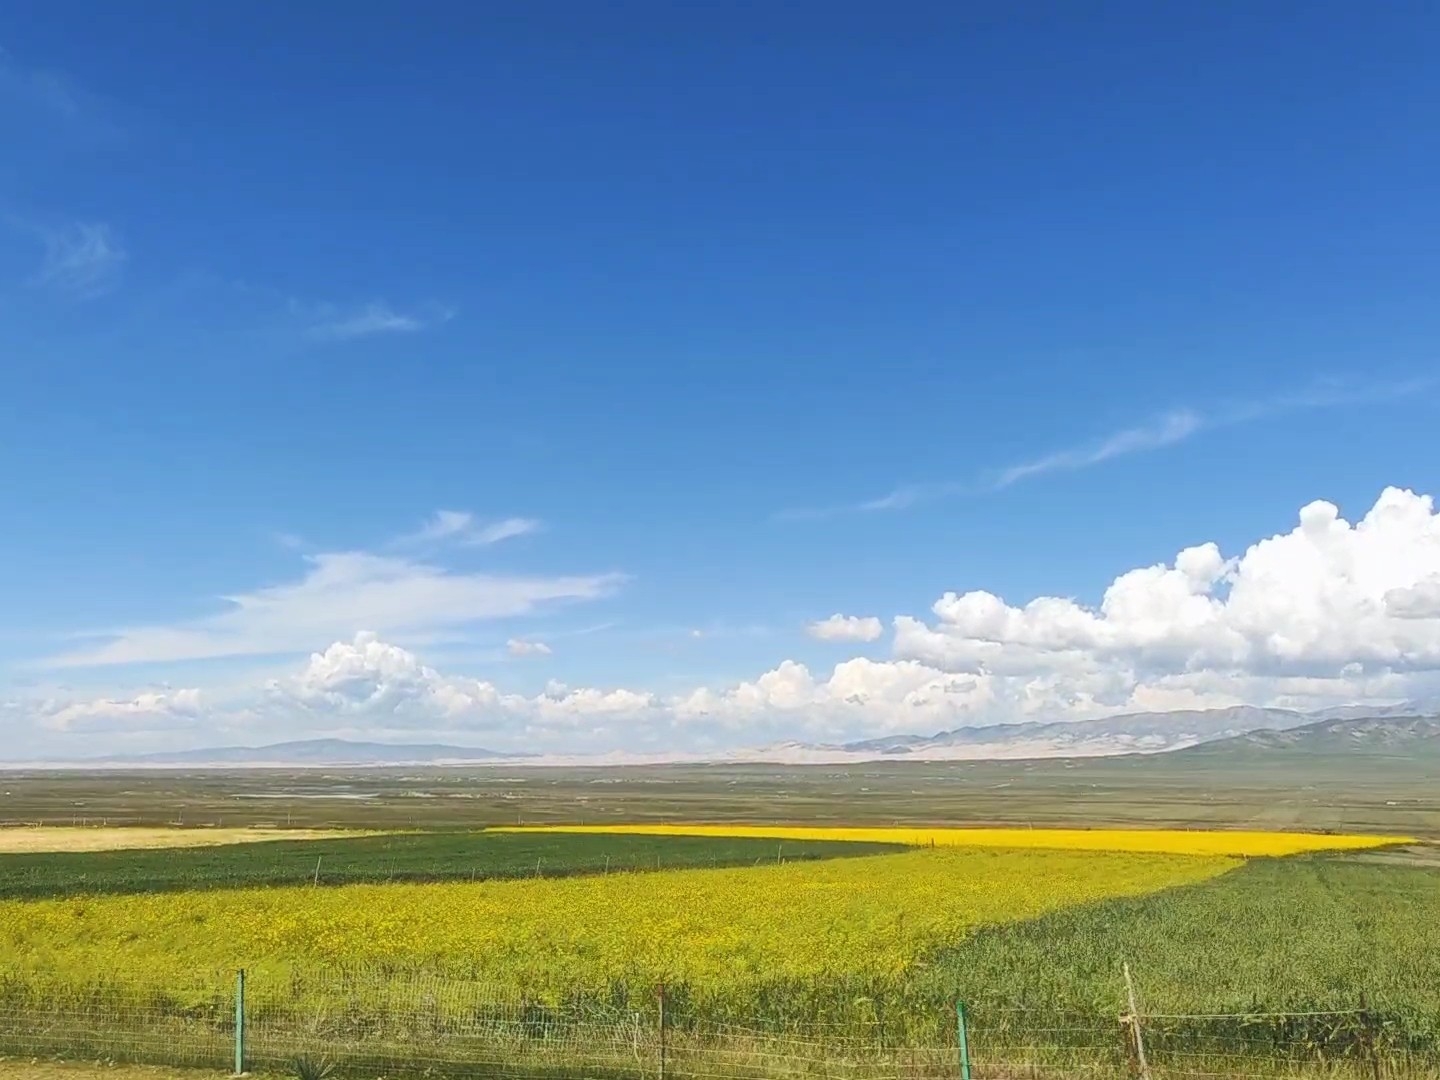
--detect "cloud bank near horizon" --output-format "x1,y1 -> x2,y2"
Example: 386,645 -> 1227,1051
10,487 -> 1440,758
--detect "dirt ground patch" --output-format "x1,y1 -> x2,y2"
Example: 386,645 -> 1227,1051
0,827 -> 356,854
1340,841 -> 1440,868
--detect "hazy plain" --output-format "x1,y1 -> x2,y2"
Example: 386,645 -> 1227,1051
2,743 -> 1435,837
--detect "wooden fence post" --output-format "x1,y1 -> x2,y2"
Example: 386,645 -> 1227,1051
1122,963 -> 1151,1080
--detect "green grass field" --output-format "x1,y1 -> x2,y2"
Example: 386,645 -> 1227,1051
0,829 -> 901,900
926,853 -> 1440,1040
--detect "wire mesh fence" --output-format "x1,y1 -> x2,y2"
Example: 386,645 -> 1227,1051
2,967 -> 1438,1080
0,971 -> 234,1069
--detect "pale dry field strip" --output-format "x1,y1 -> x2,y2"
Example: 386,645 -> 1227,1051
494,823 -> 1413,856
0,1063 -> 207,1080
0,827 -> 357,854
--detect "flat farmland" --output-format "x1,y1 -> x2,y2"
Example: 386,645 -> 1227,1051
2,748 -> 1436,837
2,756 -> 1438,1078
0,826 -> 351,854
0,829 -> 901,900
0,846 -> 1237,990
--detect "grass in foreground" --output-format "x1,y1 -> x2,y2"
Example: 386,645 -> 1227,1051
494,823 -> 1412,856
7,854 -> 1440,1077
0,847 -> 1235,989
0,830 -> 902,900
924,853 -> 1440,1028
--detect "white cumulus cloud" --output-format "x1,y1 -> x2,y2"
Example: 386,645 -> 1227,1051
893,486 -> 1440,703
35,688 -> 203,733
507,639 -> 552,658
263,634 -> 663,744
269,633 -> 504,723
674,657 -> 992,740
806,614 -> 884,642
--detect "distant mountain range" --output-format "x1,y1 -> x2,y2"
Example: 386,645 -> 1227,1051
755,700 -> 1440,763
1182,714 -> 1440,759
819,705 -> 1306,758
17,701 -> 1440,769
93,738 -> 527,767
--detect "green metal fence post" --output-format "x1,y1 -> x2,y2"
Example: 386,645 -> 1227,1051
658,982 -> 667,1080
234,968 -> 246,1075
956,1001 -> 972,1080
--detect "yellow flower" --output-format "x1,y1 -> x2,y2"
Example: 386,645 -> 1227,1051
492,823 -> 1408,858
0,848 -> 1235,996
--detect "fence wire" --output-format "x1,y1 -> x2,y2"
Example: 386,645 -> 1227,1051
1,969 -> 1438,1080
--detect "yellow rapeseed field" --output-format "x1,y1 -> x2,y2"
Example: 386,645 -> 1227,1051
493,824 -> 1408,857
0,848 -> 1236,992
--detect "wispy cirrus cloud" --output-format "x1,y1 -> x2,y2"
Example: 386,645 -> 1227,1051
30,220 -> 126,297
991,409 -> 1202,489
778,411 -> 1198,520
0,49 -> 82,120
43,549 -> 622,669
395,511 -> 542,549
781,375 -> 1436,520
304,300 -> 455,341
40,514 -> 598,670
0,46 -> 120,140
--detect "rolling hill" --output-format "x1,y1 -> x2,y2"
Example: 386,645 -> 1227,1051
1176,715 -> 1440,761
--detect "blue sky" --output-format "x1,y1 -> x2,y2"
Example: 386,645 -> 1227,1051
4,3 -> 1440,757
